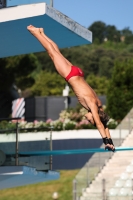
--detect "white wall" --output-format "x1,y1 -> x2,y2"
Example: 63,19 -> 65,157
0,129 -> 129,142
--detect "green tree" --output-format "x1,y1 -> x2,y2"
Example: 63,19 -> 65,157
106,59 -> 133,120
125,35 -> 133,45
99,56 -> 114,78
88,21 -> 106,43
120,27 -> 133,44
31,70 -> 66,96
106,25 -> 120,42
86,74 -> 109,95
35,51 -> 55,72
0,54 -> 39,91
121,27 -> 133,37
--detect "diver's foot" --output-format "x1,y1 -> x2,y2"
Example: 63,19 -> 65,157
27,25 -> 40,36
105,144 -> 115,152
39,27 -> 44,34
108,138 -> 115,152
111,145 -> 115,152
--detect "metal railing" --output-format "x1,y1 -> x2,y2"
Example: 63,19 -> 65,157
0,118 -> 53,170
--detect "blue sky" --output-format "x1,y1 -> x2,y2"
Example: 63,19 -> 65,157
54,0 -> 133,31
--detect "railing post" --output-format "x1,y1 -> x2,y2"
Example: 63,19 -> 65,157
15,121 -> 19,166
132,178 -> 133,200
73,179 -> 77,200
50,126 -> 53,170
99,153 -> 101,171
102,179 -> 106,200
128,111 -> 131,134
86,162 -> 89,187
119,122 -> 121,146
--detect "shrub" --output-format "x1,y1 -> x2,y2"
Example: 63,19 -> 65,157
107,118 -> 118,129
0,121 -> 16,132
52,120 -> 64,131
76,120 -> 96,130
0,110 -> 118,133
59,107 -> 87,122
64,121 -> 76,130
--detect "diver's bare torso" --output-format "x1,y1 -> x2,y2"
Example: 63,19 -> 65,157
68,76 -> 102,111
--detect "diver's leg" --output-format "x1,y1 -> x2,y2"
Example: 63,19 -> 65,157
39,28 -> 72,66
27,25 -> 71,77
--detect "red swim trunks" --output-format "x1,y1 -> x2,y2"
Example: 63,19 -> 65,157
65,66 -> 84,81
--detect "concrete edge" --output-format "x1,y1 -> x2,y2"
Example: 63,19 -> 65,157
46,4 -> 92,43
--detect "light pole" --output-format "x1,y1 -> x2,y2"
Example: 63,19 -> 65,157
62,84 -> 70,109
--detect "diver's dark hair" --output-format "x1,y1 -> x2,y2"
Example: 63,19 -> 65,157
98,109 -> 110,127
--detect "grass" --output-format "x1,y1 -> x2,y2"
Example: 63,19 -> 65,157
0,170 -> 79,200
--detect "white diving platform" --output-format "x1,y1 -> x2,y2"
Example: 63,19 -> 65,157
0,2 -> 92,58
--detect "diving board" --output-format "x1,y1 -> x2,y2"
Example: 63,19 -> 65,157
0,2 -> 92,58
6,147 -> 133,156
